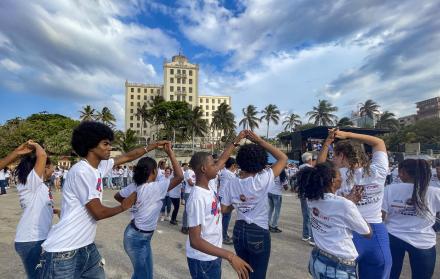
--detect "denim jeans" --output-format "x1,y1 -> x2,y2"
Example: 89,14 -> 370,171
222,212 -> 232,239
0,179 -> 6,194
309,248 -> 357,279
182,193 -> 191,228
353,222 -> 391,279
37,243 -> 105,279
123,223 -> 154,279
300,198 -> 313,240
15,240 -> 44,279
187,257 -> 222,279
233,220 -> 271,279
268,193 -> 282,227
160,196 -> 172,215
389,233 -> 436,279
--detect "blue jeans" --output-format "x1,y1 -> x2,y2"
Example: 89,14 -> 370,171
37,243 -> 105,279
300,198 -> 313,240
353,222 -> 391,279
222,212 -> 232,239
233,220 -> 271,279
187,257 -> 222,279
389,233 -> 436,279
123,223 -> 154,279
160,196 -> 172,215
0,179 -> 6,194
268,193 -> 282,227
182,193 -> 190,228
309,248 -> 357,279
15,240 -> 44,279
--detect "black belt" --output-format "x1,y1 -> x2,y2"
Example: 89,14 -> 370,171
314,248 -> 356,267
130,220 -> 154,234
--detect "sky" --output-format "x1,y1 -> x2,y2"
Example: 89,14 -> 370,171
0,0 -> 439,137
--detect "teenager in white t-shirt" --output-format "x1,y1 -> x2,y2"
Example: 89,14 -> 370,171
169,167 -> 184,224
13,141 -> 58,279
187,130 -> 253,279
218,157 -> 238,245
114,142 -> 183,279
39,121 -> 166,278
181,164 -> 196,233
221,131 -> 288,279
298,161 -> 371,279
317,129 -> 392,279
159,167 -> 173,221
382,159 -> 440,279
267,169 -> 289,233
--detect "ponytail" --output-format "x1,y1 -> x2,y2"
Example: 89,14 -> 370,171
133,157 -> 157,186
297,162 -> 337,200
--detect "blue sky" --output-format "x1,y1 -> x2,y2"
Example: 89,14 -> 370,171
0,0 -> 439,137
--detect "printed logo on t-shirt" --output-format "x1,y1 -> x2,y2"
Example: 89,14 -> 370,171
211,190 -> 221,224
310,207 -> 331,233
96,178 -> 102,192
355,184 -> 382,206
239,194 -> 246,202
235,195 -> 257,214
390,198 -> 417,216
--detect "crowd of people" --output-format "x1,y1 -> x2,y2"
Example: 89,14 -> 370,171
0,122 -> 439,279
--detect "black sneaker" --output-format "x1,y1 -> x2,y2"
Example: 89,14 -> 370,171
181,227 -> 189,234
170,220 -> 178,225
272,227 -> 282,233
223,236 -> 233,245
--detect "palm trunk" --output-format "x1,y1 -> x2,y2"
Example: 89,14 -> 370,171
192,130 -> 195,154
266,120 -> 269,139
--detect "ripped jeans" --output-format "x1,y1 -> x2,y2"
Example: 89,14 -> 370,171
37,243 -> 105,279
233,220 -> 271,279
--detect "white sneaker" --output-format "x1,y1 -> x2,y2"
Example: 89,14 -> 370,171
302,237 -> 311,242
308,240 -> 315,246
160,216 -> 165,222
165,216 -> 171,221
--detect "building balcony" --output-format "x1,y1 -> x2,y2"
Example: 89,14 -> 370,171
175,73 -> 187,78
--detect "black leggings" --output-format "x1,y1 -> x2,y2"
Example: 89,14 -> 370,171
170,198 -> 180,222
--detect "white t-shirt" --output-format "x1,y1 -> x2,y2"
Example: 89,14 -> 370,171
123,168 -> 129,178
119,179 -> 170,231
0,169 -> 6,180
62,170 -> 69,179
186,183 -> 222,261
42,159 -> 114,252
222,168 -> 274,229
308,193 -> 369,260
268,176 -> 288,195
156,168 -> 165,181
168,182 -> 182,199
382,183 -> 440,249
218,168 -> 236,199
15,170 -> 54,242
337,151 -> 388,223
5,170 -> 11,178
184,169 -> 196,194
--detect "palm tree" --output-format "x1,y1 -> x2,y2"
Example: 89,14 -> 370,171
337,117 -> 354,127
79,105 -> 96,121
188,106 -> 208,151
136,103 -> 149,138
211,103 -> 236,140
148,96 -> 165,140
260,104 -> 280,138
239,105 -> 260,131
282,113 -> 302,132
359,99 -> 380,127
114,129 -> 139,153
306,100 -> 338,126
96,107 -> 116,127
376,111 -> 399,131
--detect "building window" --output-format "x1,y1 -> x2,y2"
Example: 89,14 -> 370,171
130,109 -> 133,113
199,98 -> 203,103
206,105 -> 209,110
170,86 -> 174,92
177,86 -> 181,92
182,87 -> 186,93
131,88 -> 134,92
170,69 -> 174,74
206,112 -> 209,116
137,123 -> 140,128
189,79 -> 192,84
130,116 -> 133,120
170,95 -> 174,101
150,96 -> 153,100
150,89 -> 153,93
189,96 -> 192,101
212,99 -> 215,103
182,78 -> 186,84
144,96 -> 147,100
170,77 -> 174,83
177,95 -> 181,101
177,69 -> 181,74
137,95 -> 140,100
144,123 -> 147,128
182,70 -> 186,74
130,95 -> 133,100
157,89 -> 160,94
182,96 -> 186,101
189,70 -> 193,76
130,102 -> 134,106
177,78 -> 181,84
130,123 -> 133,128
137,88 -> 140,93
137,116 -> 140,121
212,106 -> 215,110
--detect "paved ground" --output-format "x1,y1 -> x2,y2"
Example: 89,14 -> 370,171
0,187 -> 439,279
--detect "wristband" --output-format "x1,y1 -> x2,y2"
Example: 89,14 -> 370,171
144,146 -> 149,153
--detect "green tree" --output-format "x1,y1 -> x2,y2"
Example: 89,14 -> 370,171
359,99 -> 380,127
306,100 -> 338,126
211,103 -> 236,139
79,105 -> 96,121
282,113 -> 302,132
136,103 -> 149,138
337,117 -> 354,127
260,104 -> 280,138
114,129 -> 139,153
188,106 -> 208,150
96,107 -> 116,127
239,105 -> 260,131
376,111 -> 399,131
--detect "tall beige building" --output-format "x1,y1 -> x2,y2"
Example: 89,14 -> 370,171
125,54 -> 231,142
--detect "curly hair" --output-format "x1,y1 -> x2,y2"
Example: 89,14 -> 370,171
225,157 -> 236,169
71,121 -> 114,157
333,140 -> 371,184
189,152 -> 211,173
236,144 -> 267,173
399,159 -> 431,215
15,154 -> 52,185
297,162 -> 337,200
133,157 -> 157,186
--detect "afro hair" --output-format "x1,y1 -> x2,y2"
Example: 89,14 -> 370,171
236,144 -> 267,173
71,121 -> 114,157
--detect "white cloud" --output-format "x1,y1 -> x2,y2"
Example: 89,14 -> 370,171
0,58 -> 22,72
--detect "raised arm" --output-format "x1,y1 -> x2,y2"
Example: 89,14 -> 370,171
26,141 -> 47,178
0,141 -> 34,170
317,129 -> 337,164
113,140 -> 169,166
214,131 -> 247,171
164,143 -> 184,191
246,131 -> 288,177
335,130 -> 386,153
